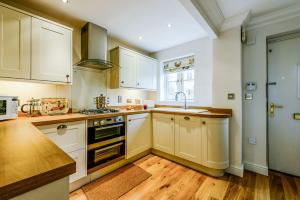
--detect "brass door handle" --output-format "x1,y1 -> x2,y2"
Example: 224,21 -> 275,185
270,103 -> 284,117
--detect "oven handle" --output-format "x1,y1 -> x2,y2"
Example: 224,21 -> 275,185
95,124 -> 124,131
95,142 -> 123,154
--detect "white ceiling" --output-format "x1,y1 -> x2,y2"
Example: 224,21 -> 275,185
11,0 -> 207,53
216,0 -> 300,18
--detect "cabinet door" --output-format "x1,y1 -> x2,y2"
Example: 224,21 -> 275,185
31,18 -> 72,83
152,113 -> 175,155
136,55 -> 157,89
38,121 -> 86,153
0,6 -> 31,79
175,115 -> 202,164
68,149 -> 87,183
126,113 -> 152,159
119,48 -> 136,88
201,118 -> 229,169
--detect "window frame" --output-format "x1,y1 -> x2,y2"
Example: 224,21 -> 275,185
163,69 -> 195,102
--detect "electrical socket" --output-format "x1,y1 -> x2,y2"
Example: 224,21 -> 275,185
248,136 -> 256,145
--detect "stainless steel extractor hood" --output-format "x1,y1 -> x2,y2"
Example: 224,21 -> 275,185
75,22 -> 116,70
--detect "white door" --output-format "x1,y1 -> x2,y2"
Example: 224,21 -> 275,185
152,113 -> 175,155
268,36 -> 300,176
31,18 -> 72,83
119,48 -> 136,88
175,115 -> 202,164
136,55 -> 157,89
126,113 -> 152,159
0,6 -> 31,79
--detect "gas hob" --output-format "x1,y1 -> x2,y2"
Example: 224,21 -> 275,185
80,108 -> 119,115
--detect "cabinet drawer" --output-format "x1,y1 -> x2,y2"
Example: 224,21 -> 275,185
38,121 -> 86,153
68,149 -> 87,183
127,113 -> 150,120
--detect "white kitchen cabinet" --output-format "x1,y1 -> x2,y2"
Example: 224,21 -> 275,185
126,113 -> 152,159
110,46 -> 157,90
152,112 -> 229,170
136,54 -> 157,89
201,118 -> 229,169
68,149 -> 87,183
119,48 -> 137,88
37,120 -> 87,183
174,115 -> 202,164
31,18 -> 72,83
0,6 -> 31,79
152,113 -> 175,155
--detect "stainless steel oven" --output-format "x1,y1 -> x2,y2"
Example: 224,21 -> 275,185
87,116 -> 125,172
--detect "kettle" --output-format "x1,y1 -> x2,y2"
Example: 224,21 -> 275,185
21,98 -> 41,117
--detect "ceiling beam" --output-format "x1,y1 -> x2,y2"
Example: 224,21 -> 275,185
179,0 -> 219,38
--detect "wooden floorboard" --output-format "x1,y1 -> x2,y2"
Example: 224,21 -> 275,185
70,155 -> 300,200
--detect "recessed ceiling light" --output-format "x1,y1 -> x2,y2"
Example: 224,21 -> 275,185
62,0 -> 69,3
138,36 -> 143,40
167,23 -> 172,28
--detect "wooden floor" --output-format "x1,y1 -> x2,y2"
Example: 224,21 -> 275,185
70,154 -> 300,200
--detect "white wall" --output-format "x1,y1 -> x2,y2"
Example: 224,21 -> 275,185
71,37 -> 156,110
152,37 -> 213,106
0,80 -> 71,108
212,27 -> 243,176
243,16 -> 300,174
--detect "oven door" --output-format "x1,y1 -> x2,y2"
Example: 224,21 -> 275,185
87,141 -> 125,169
88,123 -> 125,144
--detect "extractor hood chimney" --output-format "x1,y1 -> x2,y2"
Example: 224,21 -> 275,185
75,22 -> 116,70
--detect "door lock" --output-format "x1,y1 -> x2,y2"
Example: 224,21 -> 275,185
270,103 -> 284,117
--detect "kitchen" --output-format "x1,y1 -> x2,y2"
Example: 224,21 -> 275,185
1,0 -> 300,199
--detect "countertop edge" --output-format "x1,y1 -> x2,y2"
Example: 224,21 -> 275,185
0,161 -> 75,200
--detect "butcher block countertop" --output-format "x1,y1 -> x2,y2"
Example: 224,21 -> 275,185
0,108 -> 230,199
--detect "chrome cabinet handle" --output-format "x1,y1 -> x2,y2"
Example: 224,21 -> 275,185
95,124 -> 123,131
184,116 -> 190,120
57,124 -> 67,130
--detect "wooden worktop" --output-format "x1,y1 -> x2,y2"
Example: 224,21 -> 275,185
0,118 -> 76,200
0,108 -> 230,199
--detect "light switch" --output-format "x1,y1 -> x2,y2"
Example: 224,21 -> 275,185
245,93 -> 253,100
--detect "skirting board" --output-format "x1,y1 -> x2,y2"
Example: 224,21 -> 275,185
244,162 -> 268,176
226,164 -> 244,177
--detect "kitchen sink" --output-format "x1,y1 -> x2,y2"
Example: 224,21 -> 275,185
153,107 -> 208,113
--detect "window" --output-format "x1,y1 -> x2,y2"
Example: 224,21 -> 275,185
162,55 -> 195,101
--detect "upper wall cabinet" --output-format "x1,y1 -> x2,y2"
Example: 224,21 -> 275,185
110,46 -> 157,90
0,4 -> 73,83
0,6 -> 31,79
31,18 -> 72,83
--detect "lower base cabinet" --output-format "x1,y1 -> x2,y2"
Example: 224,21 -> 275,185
152,113 -> 175,155
201,118 -> 229,169
37,121 -> 87,183
153,113 -> 229,170
174,115 -> 202,164
67,149 -> 87,183
126,113 -> 152,159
